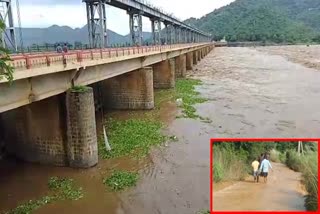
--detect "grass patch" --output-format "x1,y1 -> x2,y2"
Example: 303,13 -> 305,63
213,145 -> 249,183
175,79 -> 207,119
99,119 -> 166,159
70,85 -> 90,93
103,170 -> 139,191
197,210 -> 210,214
5,177 -> 83,214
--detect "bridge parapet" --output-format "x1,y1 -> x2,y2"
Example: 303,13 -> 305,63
8,44 -> 208,72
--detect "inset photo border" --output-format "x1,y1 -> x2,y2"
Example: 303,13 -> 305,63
210,138 -> 320,214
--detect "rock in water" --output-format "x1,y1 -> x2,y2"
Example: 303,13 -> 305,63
176,98 -> 183,107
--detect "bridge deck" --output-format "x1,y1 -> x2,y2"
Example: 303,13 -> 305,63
4,43 -> 205,83
0,43 -> 212,113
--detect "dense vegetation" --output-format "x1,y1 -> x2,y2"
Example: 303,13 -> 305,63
185,0 -> 320,43
213,141 -> 318,211
285,149 -> 318,211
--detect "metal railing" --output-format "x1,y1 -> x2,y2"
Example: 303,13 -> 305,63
9,43 -> 209,71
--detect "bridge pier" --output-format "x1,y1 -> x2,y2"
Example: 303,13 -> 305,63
0,90 -> 98,168
175,55 -> 187,78
100,67 -> 154,110
66,88 -> 98,168
186,52 -> 193,70
197,50 -> 201,61
1,95 -> 68,166
153,59 -> 175,89
193,51 -> 198,65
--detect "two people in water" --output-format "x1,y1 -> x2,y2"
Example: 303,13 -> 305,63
251,153 -> 273,183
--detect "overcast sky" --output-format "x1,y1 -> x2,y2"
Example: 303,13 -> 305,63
12,0 -> 235,35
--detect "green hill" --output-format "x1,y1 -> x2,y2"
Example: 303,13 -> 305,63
185,0 -> 320,43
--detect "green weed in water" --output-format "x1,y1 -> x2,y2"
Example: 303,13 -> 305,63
196,210 -> 210,214
48,177 -> 83,200
103,170 -> 139,191
175,79 -> 207,119
6,196 -> 54,214
6,177 -> 83,214
99,119 -> 166,159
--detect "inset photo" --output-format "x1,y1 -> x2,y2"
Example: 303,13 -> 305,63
210,139 -> 319,213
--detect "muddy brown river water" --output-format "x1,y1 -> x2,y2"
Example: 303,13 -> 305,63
213,162 -> 307,211
1,45 -> 319,213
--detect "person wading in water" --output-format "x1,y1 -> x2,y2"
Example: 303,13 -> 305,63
251,157 -> 260,183
259,154 -> 273,183
257,153 -> 265,183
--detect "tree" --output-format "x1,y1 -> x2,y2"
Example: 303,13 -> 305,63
0,20 -> 14,83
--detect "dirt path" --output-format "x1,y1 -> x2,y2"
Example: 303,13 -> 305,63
192,46 -> 320,137
213,162 -> 306,211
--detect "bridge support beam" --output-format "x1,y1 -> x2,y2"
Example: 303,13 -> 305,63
85,0 -> 108,48
186,52 -> 193,70
151,19 -> 161,45
100,67 -> 154,110
153,59 -> 175,89
128,11 -> 143,46
175,55 -> 187,78
0,90 -> 98,168
164,23 -> 172,45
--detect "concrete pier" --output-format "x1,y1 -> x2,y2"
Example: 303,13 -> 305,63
101,67 -> 154,110
153,59 -> 175,89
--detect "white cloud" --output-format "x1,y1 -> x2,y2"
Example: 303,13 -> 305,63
11,0 -> 235,35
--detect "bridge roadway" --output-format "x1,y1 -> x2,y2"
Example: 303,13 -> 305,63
0,43 -> 212,113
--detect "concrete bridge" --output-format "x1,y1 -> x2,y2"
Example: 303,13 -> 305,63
0,43 -> 214,168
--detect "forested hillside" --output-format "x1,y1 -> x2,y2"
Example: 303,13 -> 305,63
185,0 -> 320,43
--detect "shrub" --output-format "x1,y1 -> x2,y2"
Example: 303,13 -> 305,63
213,145 -> 248,182
285,147 -> 318,211
213,162 -> 224,182
270,149 -> 281,163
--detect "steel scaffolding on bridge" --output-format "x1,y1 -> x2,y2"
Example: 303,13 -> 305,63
83,0 -> 211,48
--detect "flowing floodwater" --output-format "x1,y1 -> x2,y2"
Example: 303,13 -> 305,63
192,46 -> 320,137
1,45 -> 319,213
213,162 -> 307,211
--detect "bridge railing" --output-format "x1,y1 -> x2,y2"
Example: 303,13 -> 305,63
9,43 -> 208,71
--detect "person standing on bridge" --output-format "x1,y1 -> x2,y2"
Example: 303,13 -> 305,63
259,154 -> 273,183
56,44 -> 63,53
63,43 -> 69,53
